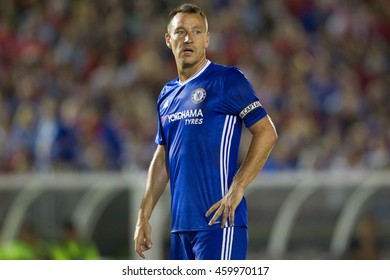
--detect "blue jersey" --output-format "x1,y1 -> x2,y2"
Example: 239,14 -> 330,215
155,60 -> 267,232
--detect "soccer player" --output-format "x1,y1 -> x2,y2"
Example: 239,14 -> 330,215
134,3 -> 277,260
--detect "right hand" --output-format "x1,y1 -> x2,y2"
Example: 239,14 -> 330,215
134,219 -> 153,259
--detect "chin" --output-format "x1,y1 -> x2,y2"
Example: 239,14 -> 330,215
180,58 -> 196,68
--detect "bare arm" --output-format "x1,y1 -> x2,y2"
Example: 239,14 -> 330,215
206,115 -> 278,227
134,144 -> 169,258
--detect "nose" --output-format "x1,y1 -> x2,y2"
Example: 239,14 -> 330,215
184,33 -> 193,43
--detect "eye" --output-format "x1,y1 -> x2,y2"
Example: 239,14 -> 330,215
175,30 -> 186,36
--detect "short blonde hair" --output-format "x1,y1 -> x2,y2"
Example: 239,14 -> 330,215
167,3 -> 208,33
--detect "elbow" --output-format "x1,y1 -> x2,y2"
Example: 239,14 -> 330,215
267,130 -> 278,151
271,129 -> 278,145
266,122 -> 278,147
267,116 -> 278,146
259,127 -> 278,150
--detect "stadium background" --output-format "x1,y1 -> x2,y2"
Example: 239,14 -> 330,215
0,0 -> 389,259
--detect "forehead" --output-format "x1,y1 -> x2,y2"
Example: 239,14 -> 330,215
169,12 -> 206,30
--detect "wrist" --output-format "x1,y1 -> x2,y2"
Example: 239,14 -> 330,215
137,211 -> 150,223
231,180 -> 246,192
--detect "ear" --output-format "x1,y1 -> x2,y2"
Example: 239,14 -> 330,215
165,33 -> 172,49
204,32 -> 210,49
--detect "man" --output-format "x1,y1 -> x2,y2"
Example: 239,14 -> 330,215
134,3 -> 277,260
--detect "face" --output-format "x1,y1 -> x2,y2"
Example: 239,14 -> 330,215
166,12 -> 209,71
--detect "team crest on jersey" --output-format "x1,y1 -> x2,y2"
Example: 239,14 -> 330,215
191,88 -> 206,104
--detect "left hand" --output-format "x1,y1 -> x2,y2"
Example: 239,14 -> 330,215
205,184 -> 245,227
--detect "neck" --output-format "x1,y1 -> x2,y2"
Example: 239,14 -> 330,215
177,58 -> 207,82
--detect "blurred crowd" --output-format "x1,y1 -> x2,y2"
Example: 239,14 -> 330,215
0,221 -> 100,260
0,0 -> 389,173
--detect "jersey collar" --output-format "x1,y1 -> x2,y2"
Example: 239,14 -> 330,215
178,60 -> 211,86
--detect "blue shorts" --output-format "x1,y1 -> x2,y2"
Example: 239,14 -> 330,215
169,227 -> 248,260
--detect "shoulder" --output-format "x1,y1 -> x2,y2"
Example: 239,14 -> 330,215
162,78 -> 179,92
158,78 -> 179,100
208,61 -> 235,74
204,62 -> 246,85
209,62 -> 246,80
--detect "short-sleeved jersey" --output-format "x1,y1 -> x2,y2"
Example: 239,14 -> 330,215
155,60 -> 267,232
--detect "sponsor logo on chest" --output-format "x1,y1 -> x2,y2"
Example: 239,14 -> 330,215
164,88 -> 206,126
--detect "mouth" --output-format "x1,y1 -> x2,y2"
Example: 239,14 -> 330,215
182,48 -> 194,55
